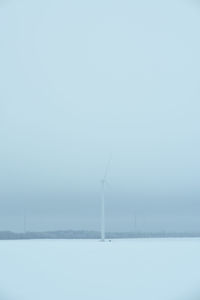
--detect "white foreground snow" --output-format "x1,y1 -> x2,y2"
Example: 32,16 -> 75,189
0,238 -> 200,300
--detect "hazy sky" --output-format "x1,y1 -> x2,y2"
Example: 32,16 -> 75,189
0,0 -> 200,232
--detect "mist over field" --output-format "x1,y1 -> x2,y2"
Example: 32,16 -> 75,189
1,1 -> 200,300
0,0 -> 200,233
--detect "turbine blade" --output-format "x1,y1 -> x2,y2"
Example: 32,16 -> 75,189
103,154 -> 112,181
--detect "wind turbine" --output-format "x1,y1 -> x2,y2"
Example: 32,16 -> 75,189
134,214 -> 137,232
23,209 -> 27,234
101,156 -> 111,242
23,207 -> 28,234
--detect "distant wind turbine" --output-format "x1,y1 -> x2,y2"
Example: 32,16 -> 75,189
101,156 -> 112,242
24,210 -> 27,234
134,214 -> 137,232
24,211 -> 26,234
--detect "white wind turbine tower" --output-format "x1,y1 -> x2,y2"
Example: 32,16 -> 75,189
101,156 -> 112,242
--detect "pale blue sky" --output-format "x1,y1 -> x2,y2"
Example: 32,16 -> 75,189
0,0 -> 200,232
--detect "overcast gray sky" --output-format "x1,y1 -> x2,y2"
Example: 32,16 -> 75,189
0,0 -> 200,232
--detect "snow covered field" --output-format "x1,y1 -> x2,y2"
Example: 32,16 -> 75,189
0,238 -> 200,300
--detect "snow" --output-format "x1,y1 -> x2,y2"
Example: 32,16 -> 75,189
0,238 -> 200,300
